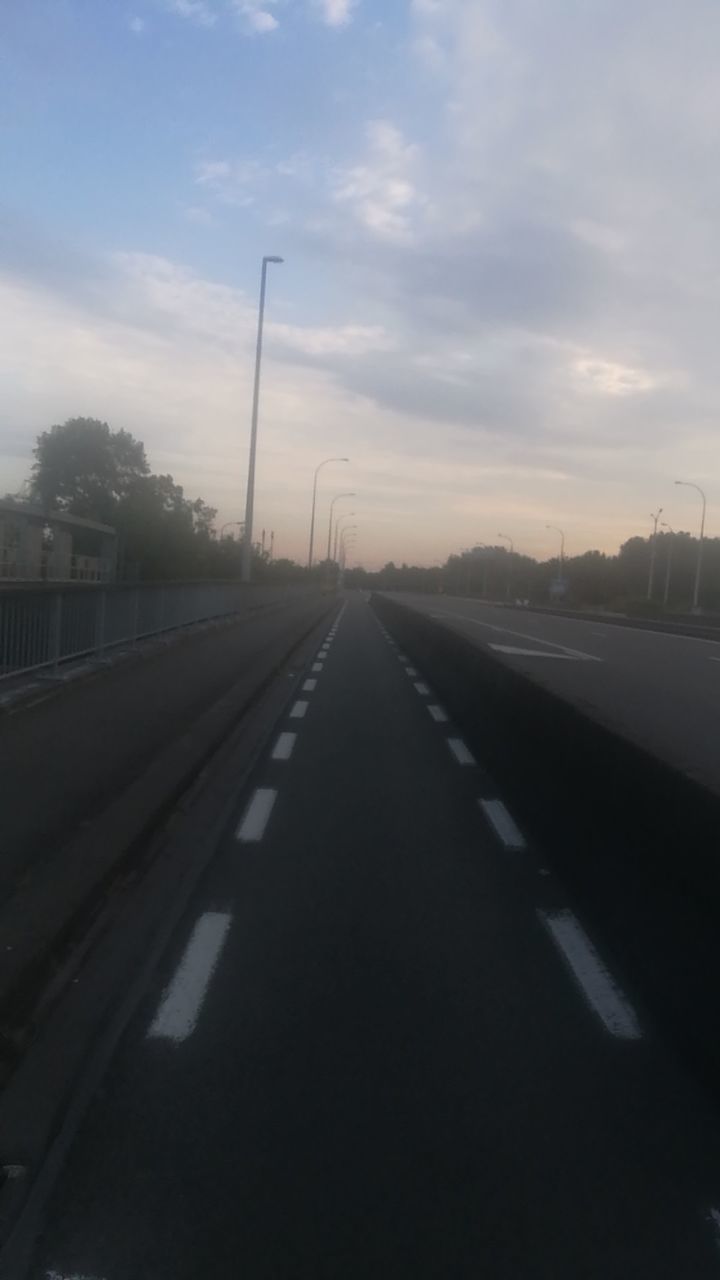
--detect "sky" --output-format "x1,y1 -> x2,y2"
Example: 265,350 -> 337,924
1,0 -> 719,569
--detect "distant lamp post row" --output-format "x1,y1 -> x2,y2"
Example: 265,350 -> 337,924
307,458 -> 349,569
674,479 -> 706,612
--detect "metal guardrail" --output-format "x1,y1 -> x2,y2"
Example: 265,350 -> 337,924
0,582 -> 268,683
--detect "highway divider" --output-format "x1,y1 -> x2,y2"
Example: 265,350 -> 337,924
373,592 -> 720,1091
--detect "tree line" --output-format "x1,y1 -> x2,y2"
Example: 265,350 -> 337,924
15,416 -> 715,610
17,416 -> 306,583
345,534 -> 717,614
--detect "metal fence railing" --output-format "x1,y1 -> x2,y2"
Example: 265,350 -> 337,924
0,581 -> 281,683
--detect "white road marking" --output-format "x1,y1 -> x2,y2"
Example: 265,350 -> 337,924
303,678 -> 317,691
427,704 -> 449,723
414,681 -> 431,695
236,787 -> 277,842
489,644 -> 577,660
430,611 -> 603,662
447,737 -> 476,765
405,666 -> 418,676
312,663 -> 323,672
272,732 -> 297,761
46,1273 -> 108,1280
539,910 -> 642,1040
398,654 -> 409,662
290,700 -> 309,719
148,911 -> 232,1043
479,798 -> 527,850
707,1207 -> 720,1252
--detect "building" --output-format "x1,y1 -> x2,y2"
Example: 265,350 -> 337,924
0,501 -> 117,583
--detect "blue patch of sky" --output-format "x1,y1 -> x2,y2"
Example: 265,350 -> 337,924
1,0 -> 432,327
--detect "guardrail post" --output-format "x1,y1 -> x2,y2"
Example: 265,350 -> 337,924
94,589 -> 107,658
51,593 -> 63,675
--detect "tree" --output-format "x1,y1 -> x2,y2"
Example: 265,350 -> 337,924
31,417 -> 149,522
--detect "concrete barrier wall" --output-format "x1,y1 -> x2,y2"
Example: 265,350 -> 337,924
373,592 -> 720,1091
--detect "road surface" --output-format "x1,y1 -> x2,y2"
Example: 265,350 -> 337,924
389,592 -> 720,794
25,595 -> 720,1277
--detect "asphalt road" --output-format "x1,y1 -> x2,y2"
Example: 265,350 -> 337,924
24,595 -> 720,1278
389,592 -> 720,795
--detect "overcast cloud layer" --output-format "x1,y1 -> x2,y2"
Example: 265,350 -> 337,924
1,0 -> 719,566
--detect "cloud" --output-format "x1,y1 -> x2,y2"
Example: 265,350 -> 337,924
332,120 -> 423,242
314,0 -> 357,27
183,205 -> 217,228
229,0 -> 279,33
165,0 -> 217,26
194,158 -> 265,205
128,16 -> 146,34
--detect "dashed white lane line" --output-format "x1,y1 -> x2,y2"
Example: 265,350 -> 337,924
290,700 -> 309,719
539,910 -> 642,1040
398,654 -> 409,662
236,787 -> 278,843
479,798 -> 527,850
427,704 -> 449,723
272,732 -> 297,761
303,678 -> 317,692
405,666 -> 418,676
414,681 -> 431,696
147,911 -> 232,1044
312,663 -> 323,672
447,737 -> 476,765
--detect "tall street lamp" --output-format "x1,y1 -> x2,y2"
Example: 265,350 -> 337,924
339,527 -> 357,570
498,532 -> 514,601
327,492 -> 355,561
334,513 -> 356,562
661,522 -> 675,607
307,457 -> 349,570
647,507 -> 663,601
546,525 -> 566,587
674,480 -> 706,611
241,254 -> 284,584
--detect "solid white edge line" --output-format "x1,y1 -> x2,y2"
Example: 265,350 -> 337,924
447,737 -> 475,765
538,909 -> 642,1040
303,678 -> 317,691
236,787 -> 277,842
427,704 -> 449,723
414,682 -> 431,696
290,700 -> 309,719
479,798 -> 527,850
272,732 -> 297,761
147,911 -> 232,1043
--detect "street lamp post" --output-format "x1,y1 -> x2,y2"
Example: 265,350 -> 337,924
647,507 -> 663,601
546,525 -> 566,595
307,457 -> 349,570
241,254 -> 284,584
220,521 -> 244,540
339,528 -> 357,571
674,480 -> 706,611
327,492 -> 355,561
498,532 -> 514,601
333,514 -> 356,562
661,522 -> 675,607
